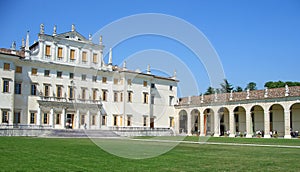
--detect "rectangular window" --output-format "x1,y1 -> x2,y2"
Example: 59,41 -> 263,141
70,49 -> 75,60
56,114 -> 60,125
14,112 -> 21,124
120,92 -> 123,102
15,83 -> 21,94
102,90 -> 107,101
81,115 -> 85,125
69,87 -> 74,99
45,45 -> 51,56
31,68 -> 37,75
82,51 -> 87,62
43,113 -> 48,124
143,81 -> 147,87
69,73 -> 74,79
102,77 -> 107,83
44,85 -> 50,97
92,75 -> 97,82
102,115 -> 106,126
16,66 -> 22,73
57,71 -> 62,78
114,92 -> 118,102
151,83 -> 155,88
4,63 -> 10,70
31,84 -> 37,95
91,115 -> 96,125
3,80 -> 9,93
82,88 -> 86,100
44,70 -> 50,77
82,74 -> 86,81
169,85 -> 173,91
56,85 -> 62,98
30,112 -> 36,124
128,91 -> 132,102
143,116 -> 147,127
114,78 -> 118,85
143,93 -> 149,104
93,53 -> 98,63
2,111 -> 8,123
92,89 -> 97,100
58,47 -> 63,58
127,79 -> 132,85
127,116 -> 131,126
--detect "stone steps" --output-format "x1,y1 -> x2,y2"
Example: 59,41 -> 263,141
46,129 -> 120,138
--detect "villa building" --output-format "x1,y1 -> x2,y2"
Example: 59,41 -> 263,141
0,24 -> 178,131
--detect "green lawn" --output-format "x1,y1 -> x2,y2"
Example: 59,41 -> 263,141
1,136 -> 300,171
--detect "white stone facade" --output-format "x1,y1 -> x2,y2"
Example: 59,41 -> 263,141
0,25 -> 178,130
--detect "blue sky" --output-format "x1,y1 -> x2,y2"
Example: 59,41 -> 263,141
1,0 -> 300,97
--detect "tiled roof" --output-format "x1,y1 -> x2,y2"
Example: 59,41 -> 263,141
0,48 -> 24,58
178,86 -> 300,106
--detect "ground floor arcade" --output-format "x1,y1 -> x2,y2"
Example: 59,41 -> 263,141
177,101 -> 300,138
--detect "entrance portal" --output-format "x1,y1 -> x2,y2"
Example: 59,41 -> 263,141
66,114 -> 74,129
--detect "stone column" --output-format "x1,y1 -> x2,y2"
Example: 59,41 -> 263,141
246,110 -> 253,138
264,111 -> 271,138
8,110 -> 13,126
214,113 -> 220,137
61,108 -> 65,129
49,108 -> 54,128
86,111 -> 90,129
37,107 -> 41,126
229,110 -> 235,137
284,110 -> 291,139
97,111 -> 101,129
199,112 -> 205,136
187,112 -> 192,135
75,110 -> 80,129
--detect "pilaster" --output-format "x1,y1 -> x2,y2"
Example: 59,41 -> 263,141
284,109 -> 291,139
246,110 -> 253,138
264,111 -> 271,138
37,107 -> 41,126
199,111 -> 205,136
229,110 -> 235,137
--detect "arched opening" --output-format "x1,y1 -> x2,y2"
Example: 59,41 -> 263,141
250,105 -> 264,135
203,108 -> 214,136
191,109 -> 200,135
178,110 -> 188,134
269,104 -> 284,137
218,107 -> 229,136
233,106 -> 246,136
290,103 -> 300,137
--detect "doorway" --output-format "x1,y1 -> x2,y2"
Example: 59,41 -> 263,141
66,114 -> 74,129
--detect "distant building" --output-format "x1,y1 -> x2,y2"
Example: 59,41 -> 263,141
0,24 -> 178,130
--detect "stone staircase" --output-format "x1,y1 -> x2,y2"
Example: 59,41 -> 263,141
46,129 -> 120,138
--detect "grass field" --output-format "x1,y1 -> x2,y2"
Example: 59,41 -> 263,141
1,136 -> 300,171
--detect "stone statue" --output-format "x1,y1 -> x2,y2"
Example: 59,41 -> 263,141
11,41 -> 16,50
53,25 -> 57,36
285,85 -> 289,96
71,24 -> 75,32
40,24 -> 44,34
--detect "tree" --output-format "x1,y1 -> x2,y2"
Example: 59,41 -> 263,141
245,82 -> 257,91
204,86 -> 215,95
264,80 -> 298,88
235,86 -> 243,92
220,79 -> 233,93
